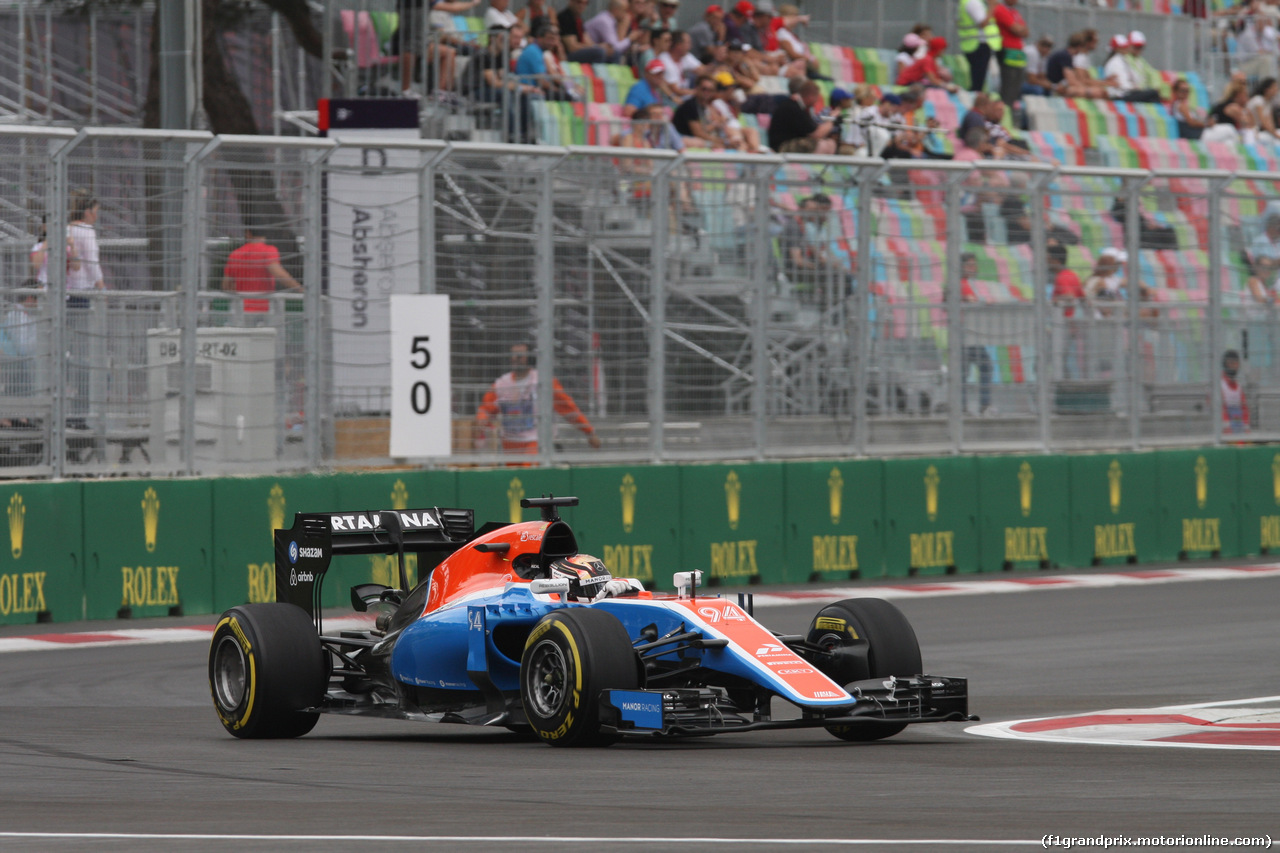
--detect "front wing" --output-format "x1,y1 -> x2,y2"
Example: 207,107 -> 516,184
599,675 -> 973,737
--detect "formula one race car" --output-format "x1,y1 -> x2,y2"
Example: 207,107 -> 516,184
208,496 -> 973,746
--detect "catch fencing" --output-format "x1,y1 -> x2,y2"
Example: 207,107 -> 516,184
1,126 -> 1278,478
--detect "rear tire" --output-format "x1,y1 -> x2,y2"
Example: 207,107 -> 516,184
520,608 -> 641,747
208,603 -> 326,739
806,598 -> 922,742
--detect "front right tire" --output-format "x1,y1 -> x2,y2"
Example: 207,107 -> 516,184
209,603 -> 326,739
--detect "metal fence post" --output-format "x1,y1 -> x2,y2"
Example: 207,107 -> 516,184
1208,173 -> 1231,446
305,143 -> 335,466
1030,167 -> 1057,452
536,153 -> 567,466
853,162 -> 888,455
649,155 -> 679,462
752,161 -> 771,461
945,169 -> 967,454
1126,175 -> 1151,450
48,130 -> 88,478
181,137 -> 223,474
421,145 -> 452,295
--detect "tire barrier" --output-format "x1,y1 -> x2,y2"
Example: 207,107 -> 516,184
3,445 -> 1279,625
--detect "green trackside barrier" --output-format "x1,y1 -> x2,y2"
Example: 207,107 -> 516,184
1155,448 -> 1240,562
331,470 -> 459,601
976,455 -> 1071,571
1067,453 -> 1160,566
883,457 -> 980,576
570,465 -> 681,591
680,463 -> 786,586
0,481 -> 83,625
83,479 -> 213,620
1234,445 -> 1280,557
211,475 -> 338,612
456,467 -> 575,529
784,460 -> 885,582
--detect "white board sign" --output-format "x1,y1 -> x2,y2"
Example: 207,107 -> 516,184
389,295 -> 451,457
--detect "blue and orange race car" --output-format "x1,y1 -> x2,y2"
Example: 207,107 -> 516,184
208,496 -> 973,746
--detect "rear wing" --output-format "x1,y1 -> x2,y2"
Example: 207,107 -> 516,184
273,508 -> 474,626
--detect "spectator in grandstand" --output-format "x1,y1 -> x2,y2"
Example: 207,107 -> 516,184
27,218 -> 53,290
474,342 -> 601,458
958,0 -> 1001,94
638,28 -> 671,71
957,252 -> 995,415
712,80 -> 765,151
689,4 -> 727,59
1204,75 -> 1258,144
768,80 -> 836,153
585,0 -> 641,63
486,0 -> 519,30
779,194 -> 849,303
519,0 -> 554,29
724,40 -> 761,90
1221,349 -> 1251,434
67,190 -> 104,296
221,224 -> 303,309
898,36 -> 959,92
1043,32 -> 1111,98
1109,195 -> 1178,251
463,26 -> 539,142
1085,247 -> 1126,317
395,0 -> 460,95
517,20 -> 574,100
895,32 -> 925,81
725,0 -> 753,43
1124,31 -> 1165,94
1169,77 -> 1209,139
428,1 -> 485,60
1103,34 -> 1161,102
624,58 -> 677,117
613,103 -> 686,152
1246,210 -> 1280,302
1049,243 -> 1087,379
852,92 -> 902,157
672,75 -> 723,148
1247,77 -> 1280,139
0,288 -> 37,402
1023,34 -> 1054,96
656,0 -> 679,29
992,0 -> 1029,112
557,0 -> 609,62
659,31 -> 702,97
1234,13 -> 1280,80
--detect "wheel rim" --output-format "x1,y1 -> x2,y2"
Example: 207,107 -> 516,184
212,635 -> 248,712
524,638 -> 568,719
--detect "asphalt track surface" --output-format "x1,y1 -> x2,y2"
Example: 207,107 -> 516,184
1,568 -> 1277,852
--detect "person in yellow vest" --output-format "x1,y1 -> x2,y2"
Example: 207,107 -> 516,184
958,0 -> 1001,92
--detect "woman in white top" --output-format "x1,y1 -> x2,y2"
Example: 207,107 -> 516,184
1246,77 -> 1280,140
66,190 -> 105,294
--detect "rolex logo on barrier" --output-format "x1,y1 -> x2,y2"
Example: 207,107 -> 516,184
268,484 -> 286,533
620,473 -> 637,533
507,478 -> 525,524
142,487 -> 161,553
828,468 -> 844,525
1108,460 -> 1123,514
391,479 -> 410,510
8,494 -> 25,560
725,471 -> 741,531
924,465 -> 940,522
1272,454 -> 1280,505
1018,462 -> 1034,517
1195,456 -> 1208,509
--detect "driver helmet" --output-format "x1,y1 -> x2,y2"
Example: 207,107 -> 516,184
548,554 -> 612,601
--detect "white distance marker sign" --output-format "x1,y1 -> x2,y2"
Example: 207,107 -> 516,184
389,294 -> 451,457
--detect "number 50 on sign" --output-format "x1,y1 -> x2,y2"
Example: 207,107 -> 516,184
390,295 -> 451,458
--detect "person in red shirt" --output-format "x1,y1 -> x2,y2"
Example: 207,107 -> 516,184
1221,349 -> 1250,434
221,226 -> 302,313
992,0 -> 1029,113
1048,243 -> 1086,379
897,37 -> 958,92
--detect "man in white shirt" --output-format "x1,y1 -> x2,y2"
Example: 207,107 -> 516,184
1237,15 -> 1280,79
659,31 -> 701,97
484,0 -> 518,29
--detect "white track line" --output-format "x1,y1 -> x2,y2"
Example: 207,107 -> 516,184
0,833 -> 1040,847
3,565 -> 1279,655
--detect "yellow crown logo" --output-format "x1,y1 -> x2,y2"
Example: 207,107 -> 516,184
391,479 -> 410,510
507,477 -> 525,524
620,473 -> 637,533
1194,455 -> 1208,509
1018,461 -> 1034,517
8,493 -> 25,559
1108,460 -> 1123,514
268,484 -> 286,533
1272,454 -> 1280,505
725,471 -> 741,530
924,465 -> 940,522
142,487 -> 160,552
828,468 -> 844,525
